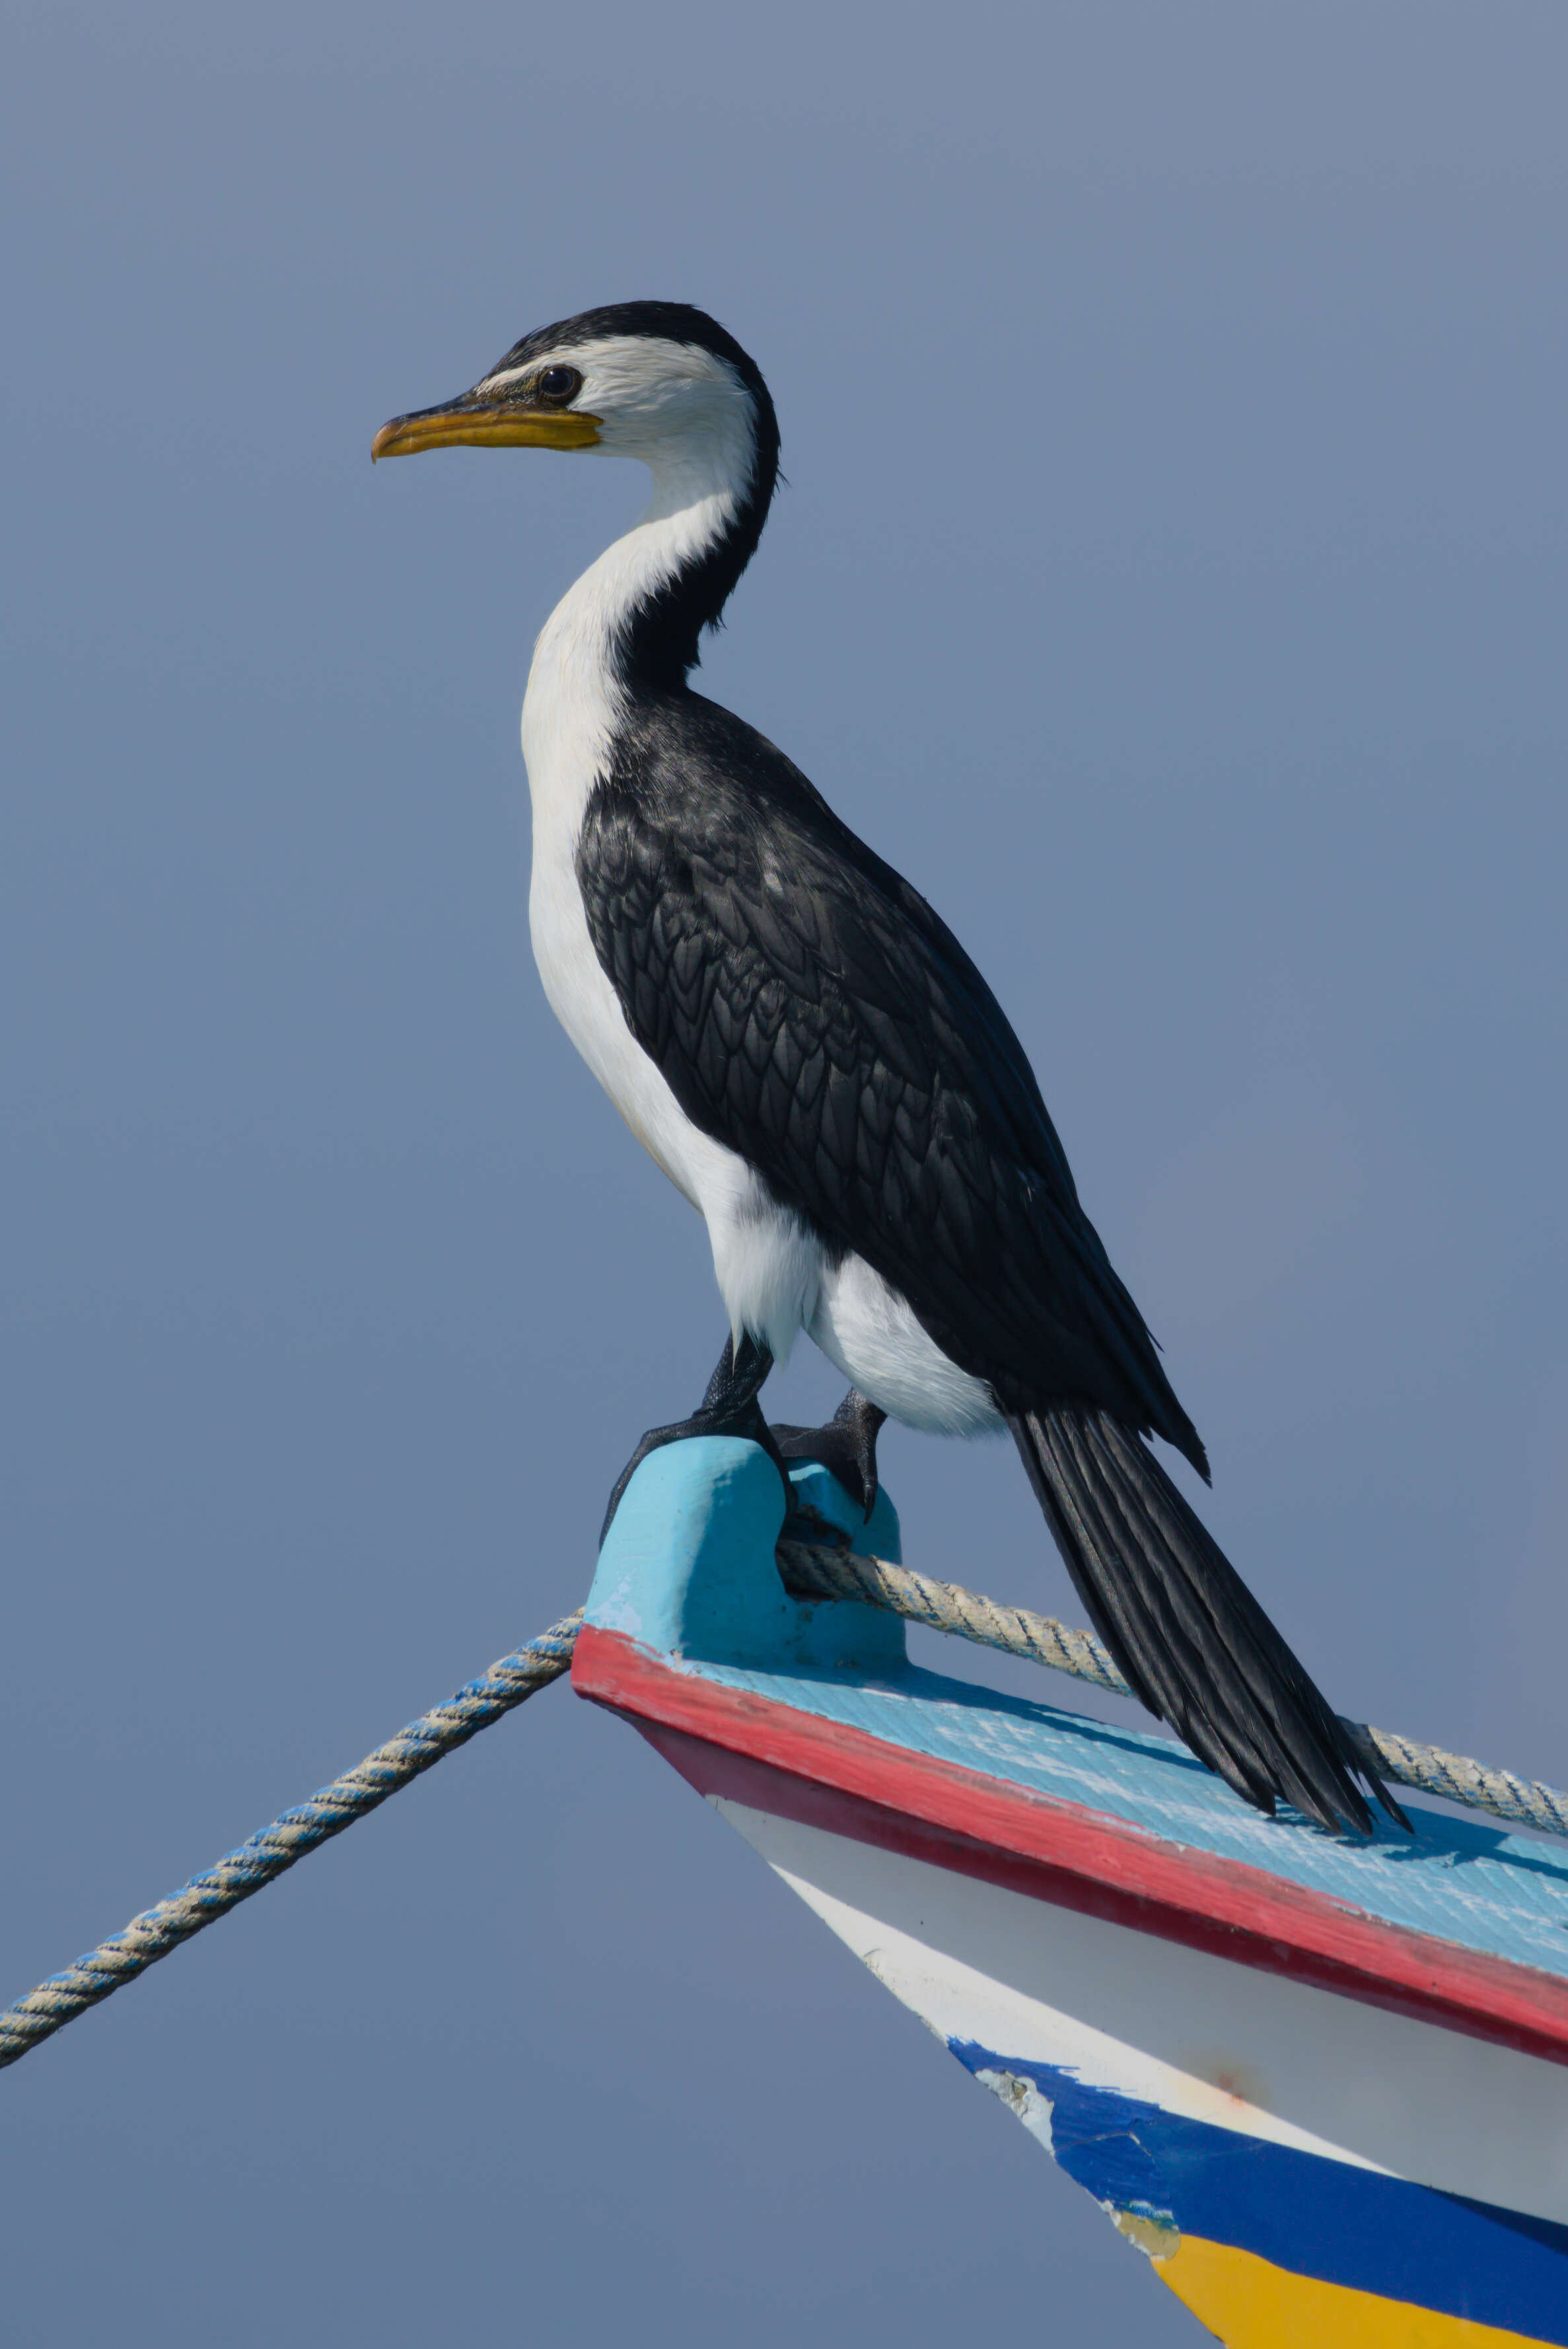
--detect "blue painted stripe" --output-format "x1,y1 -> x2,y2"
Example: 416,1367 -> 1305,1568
948,2038 -> 1568,2342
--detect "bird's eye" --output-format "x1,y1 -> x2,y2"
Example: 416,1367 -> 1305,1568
536,365 -> 582,406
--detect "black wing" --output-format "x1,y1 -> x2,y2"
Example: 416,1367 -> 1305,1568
577,692 -> 1206,1470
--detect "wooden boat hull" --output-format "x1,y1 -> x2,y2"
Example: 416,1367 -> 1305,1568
575,1439 -> 1568,2346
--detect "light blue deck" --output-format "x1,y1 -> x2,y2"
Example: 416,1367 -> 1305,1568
586,1439 -> 1568,1984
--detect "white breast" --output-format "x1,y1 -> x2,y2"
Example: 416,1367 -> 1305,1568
523,585 -> 709,1205
520,500 -> 828,1367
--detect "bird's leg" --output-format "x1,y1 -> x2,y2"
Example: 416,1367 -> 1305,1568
773,1388 -> 888,1523
600,1333 -> 791,1545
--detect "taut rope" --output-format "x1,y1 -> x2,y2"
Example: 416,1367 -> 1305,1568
0,1612 -> 582,2074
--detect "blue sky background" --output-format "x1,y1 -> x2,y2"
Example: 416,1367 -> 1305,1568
3,4 -> 1566,2341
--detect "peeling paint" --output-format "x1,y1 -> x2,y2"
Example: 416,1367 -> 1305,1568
1114,2208 -> 1181,2263
973,2066 -> 1056,2157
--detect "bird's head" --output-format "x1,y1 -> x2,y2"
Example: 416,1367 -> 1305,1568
372,301 -> 776,500
374,303 -> 780,684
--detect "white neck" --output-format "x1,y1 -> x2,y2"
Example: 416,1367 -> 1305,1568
520,427 -> 753,828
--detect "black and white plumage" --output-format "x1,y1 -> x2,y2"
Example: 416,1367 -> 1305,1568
374,301 -> 1400,1836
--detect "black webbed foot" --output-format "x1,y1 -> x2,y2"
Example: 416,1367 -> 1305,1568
600,1334 -> 789,1546
773,1388 -> 888,1521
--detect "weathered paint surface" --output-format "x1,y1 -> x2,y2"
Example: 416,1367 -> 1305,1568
717,1801 -> 1568,2215
577,1439 -> 1568,2344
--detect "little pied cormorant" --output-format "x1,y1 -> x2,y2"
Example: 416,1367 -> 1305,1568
374,301 -> 1400,1838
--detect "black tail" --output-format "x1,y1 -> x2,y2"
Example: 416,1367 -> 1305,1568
1009,1406 -> 1405,1836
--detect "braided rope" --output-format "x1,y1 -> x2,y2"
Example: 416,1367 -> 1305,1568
777,1536 -> 1568,1843
779,1538 -> 1134,1694
1342,1721 -> 1568,1842
0,1610 -> 582,2073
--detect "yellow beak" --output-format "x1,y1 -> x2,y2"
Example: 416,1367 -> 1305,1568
371,404 -> 602,461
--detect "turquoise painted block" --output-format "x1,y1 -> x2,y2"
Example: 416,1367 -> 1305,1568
585,1437 -> 906,1673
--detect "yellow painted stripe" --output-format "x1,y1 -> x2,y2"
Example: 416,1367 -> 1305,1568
1142,2231 -> 1560,2348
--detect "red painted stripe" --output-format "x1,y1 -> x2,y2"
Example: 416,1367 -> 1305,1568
573,1623 -> 1568,2067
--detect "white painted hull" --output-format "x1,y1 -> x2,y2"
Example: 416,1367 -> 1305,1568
721,1799 -> 1568,2230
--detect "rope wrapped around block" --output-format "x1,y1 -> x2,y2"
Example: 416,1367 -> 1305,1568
776,1535 -> 1568,1844
0,1610 -> 583,2074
